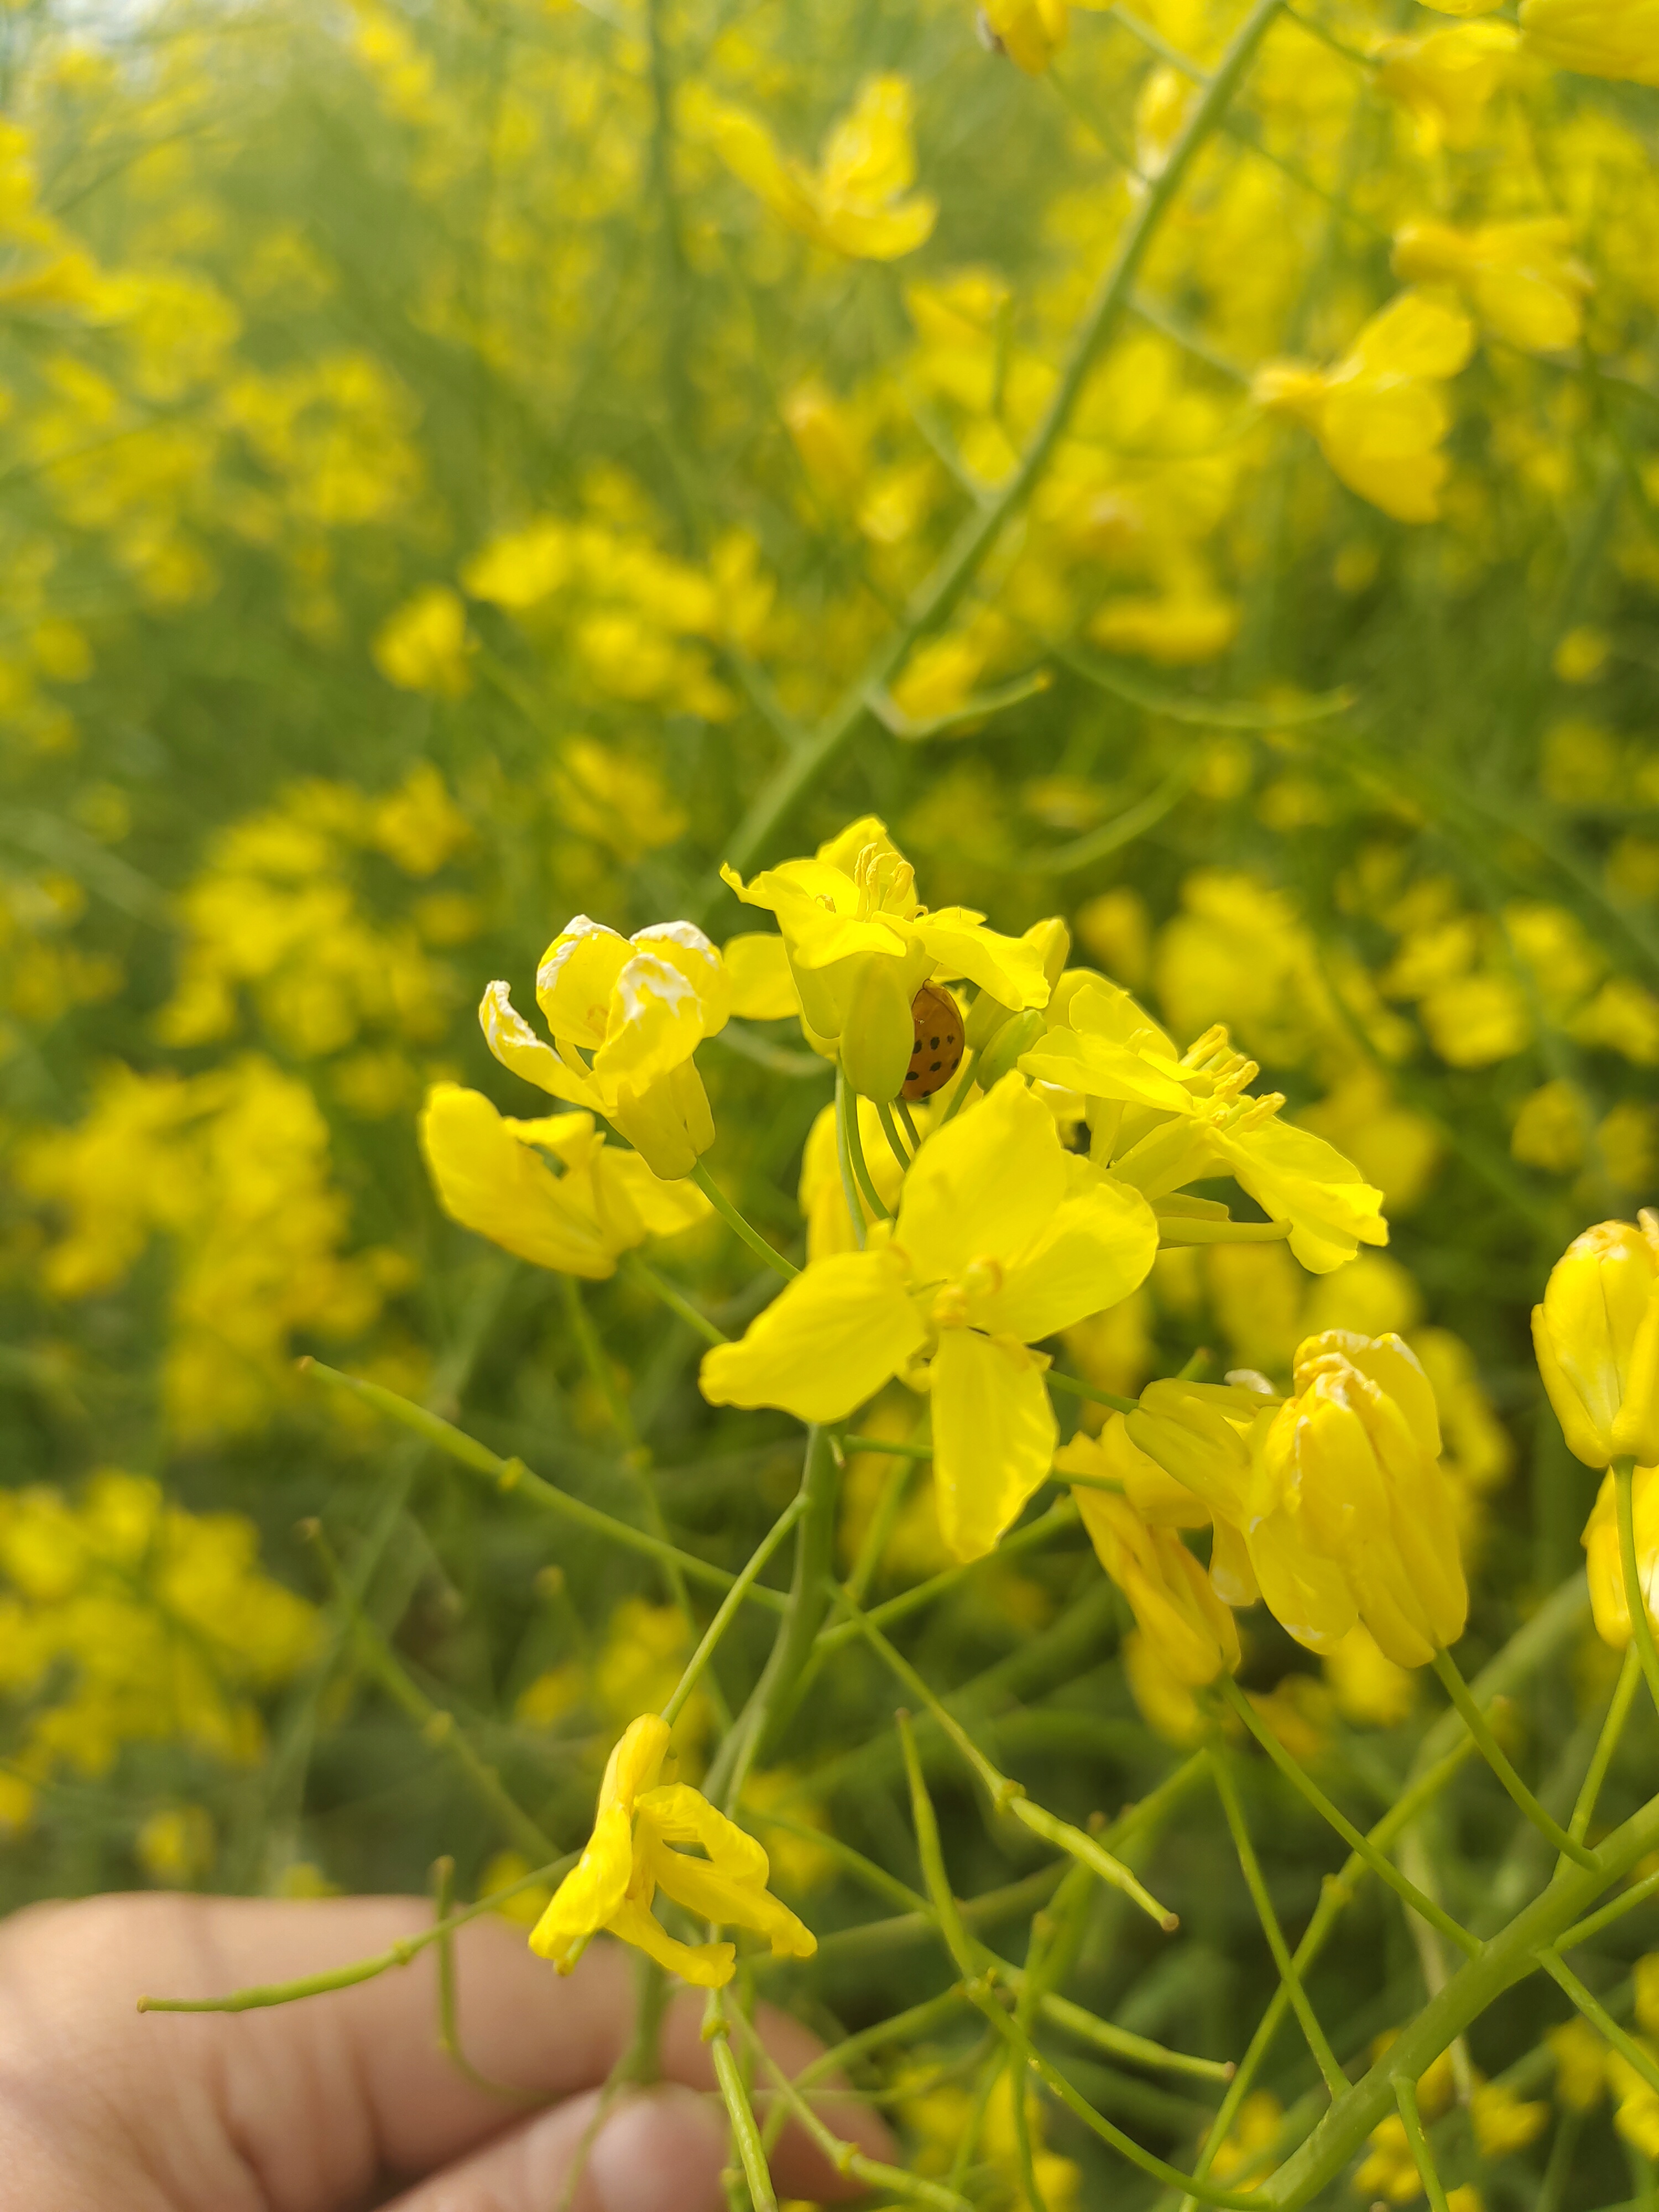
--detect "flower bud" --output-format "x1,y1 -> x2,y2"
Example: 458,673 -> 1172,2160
1249,1330 -> 1466,1668
1582,1463 -> 1659,1649
977,1008 -> 1045,1089
1076,1489 -> 1240,1687
838,955 -> 920,1100
1532,1213 -> 1659,1469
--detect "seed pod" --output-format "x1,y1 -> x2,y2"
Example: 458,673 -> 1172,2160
902,983 -> 963,1099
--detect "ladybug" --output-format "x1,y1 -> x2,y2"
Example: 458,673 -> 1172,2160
903,983 -> 963,1099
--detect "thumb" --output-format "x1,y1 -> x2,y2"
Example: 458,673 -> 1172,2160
382,2080 -> 730,2212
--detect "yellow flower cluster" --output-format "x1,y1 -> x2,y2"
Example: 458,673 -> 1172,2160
0,1470 -> 316,1834
18,1057 -> 406,1438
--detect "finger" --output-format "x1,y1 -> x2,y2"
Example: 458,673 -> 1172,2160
0,1892 -> 637,2210
381,2083 -> 730,2212
0,1894 -> 895,2212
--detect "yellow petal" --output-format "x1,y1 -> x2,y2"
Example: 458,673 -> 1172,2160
632,920 -> 732,1036
1246,1509 -> 1358,1655
1217,1116 -> 1387,1272
931,1329 -> 1057,1561
604,1893 -> 737,1987
724,932 -> 801,1020
896,1074 -> 1066,1284
593,952 -> 706,1098
593,1149 -> 713,1240
420,1083 -> 618,1278
1344,289 -> 1476,380
984,1170 -> 1159,1343
481,980 -> 599,1107
528,1802 -> 633,1967
536,917 -> 634,1048
698,1247 -> 925,1423
914,909 -> 1052,1009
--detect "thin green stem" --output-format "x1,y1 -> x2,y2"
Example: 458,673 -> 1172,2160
1616,1459 -> 1659,1717
1538,1948 -> 1659,2100
300,1359 -> 786,1612
875,1097 -> 913,1173
1046,1369 -> 1139,1413
625,1253 -> 729,1345
896,1099 -> 922,1150
706,1986 -> 779,2212
1430,1646 -> 1597,1867
1218,1673 -> 1479,1958
1568,1644 -> 1643,1850
137,1855 -> 576,2012
1392,2077 -> 1451,2212
432,1858 -> 547,2104
690,1160 -> 799,1278
812,1497 -> 1081,1656
836,1582 -> 1177,1928
303,1522 -> 555,1860
838,1070 -> 891,1222
660,1494 -> 804,1726
898,1715 -> 1263,2211
730,2006 -> 973,2212
1210,1750 -> 1345,2100
712,0 -> 1287,874
1557,1865 -> 1659,1951
832,1071 -> 868,1249
707,1426 -> 842,1810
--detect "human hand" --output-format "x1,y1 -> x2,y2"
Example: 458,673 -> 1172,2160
0,1892 -> 895,2211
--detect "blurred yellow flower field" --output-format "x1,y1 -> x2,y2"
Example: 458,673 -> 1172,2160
1,0 -> 1657,2196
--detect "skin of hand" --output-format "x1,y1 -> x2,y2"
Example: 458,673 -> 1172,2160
0,1892 -> 897,2212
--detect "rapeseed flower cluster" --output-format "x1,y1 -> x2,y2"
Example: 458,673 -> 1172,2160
2,0 -> 1658,2196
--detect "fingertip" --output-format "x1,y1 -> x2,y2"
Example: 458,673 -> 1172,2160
588,2084 -> 729,2212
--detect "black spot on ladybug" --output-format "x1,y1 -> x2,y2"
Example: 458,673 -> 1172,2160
902,984 -> 963,1100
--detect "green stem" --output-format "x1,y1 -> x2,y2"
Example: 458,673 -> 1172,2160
1430,1645 -> 1597,1867
1256,1785 -> 1659,2205
1181,1739 -> 1476,2204
832,1071 -> 868,1248
812,1497 -> 1079,1656
838,1070 -> 891,1222
625,1253 -> 729,1345
432,1858 -> 547,2103
1392,2077 -> 1451,2212
660,1494 -> 804,1726
690,1160 -> 799,1278
1046,1368 -> 1139,1414
304,1522 -> 555,1861
875,1096 -> 913,1173
1210,1749 -> 1345,2100
1557,1863 -> 1659,1951
896,1098 -> 921,1150
713,0 -> 1288,874
138,1854 -> 576,2012
1567,1642 -> 1642,1851
1538,1947 -> 1659,2099
1218,1673 -> 1479,1958
301,1359 -> 786,1612
707,1426 -> 842,1809
706,1986 -> 778,2212
1616,1458 -> 1659,1717
730,2006 -> 973,2212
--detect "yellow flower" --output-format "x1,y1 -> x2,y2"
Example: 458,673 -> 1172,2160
701,1075 -> 1159,1559
1248,1331 -> 1468,1667
1392,217 -> 1593,352
1520,0 -> 1659,84
1532,1214 -> 1659,1468
530,1715 -> 816,1987
481,917 -> 732,1179
1582,1462 -> 1659,1647
1254,291 -> 1474,524
1373,23 -> 1519,153
698,75 -> 937,260
371,584 -> 472,696
1075,1488 -> 1240,1686
1547,2015 -> 1608,2110
419,1083 -> 709,1278
979,0 -> 1069,74
1019,979 -> 1388,1271
722,816 -> 1051,1099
